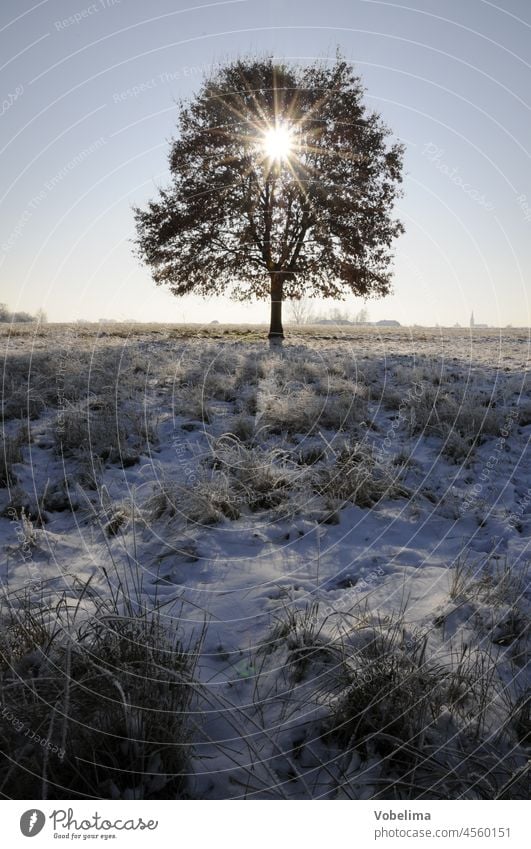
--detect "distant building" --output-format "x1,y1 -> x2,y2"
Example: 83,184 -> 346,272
470,311 -> 488,328
313,317 -> 401,327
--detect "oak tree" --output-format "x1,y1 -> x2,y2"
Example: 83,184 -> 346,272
133,57 -> 404,340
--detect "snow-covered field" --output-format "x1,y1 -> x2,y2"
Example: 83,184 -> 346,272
1,323 -> 529,799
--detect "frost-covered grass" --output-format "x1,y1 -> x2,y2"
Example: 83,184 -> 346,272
0,324 -> 529,799
0,427 -> 25,487
54,396 -> 158,467
0,571 -> 202,799
242,597 -> 529,799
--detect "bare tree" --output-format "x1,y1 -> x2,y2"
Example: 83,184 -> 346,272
288,298 -> 315,325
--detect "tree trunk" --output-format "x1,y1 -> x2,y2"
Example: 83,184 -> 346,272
268,272 -> 284,342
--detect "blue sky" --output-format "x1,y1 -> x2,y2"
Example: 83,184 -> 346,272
1,0 -> 530,326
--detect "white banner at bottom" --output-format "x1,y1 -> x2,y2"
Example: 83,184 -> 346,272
2,800 -> 528,848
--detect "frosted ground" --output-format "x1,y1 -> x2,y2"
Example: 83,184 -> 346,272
0,323 -> 529,799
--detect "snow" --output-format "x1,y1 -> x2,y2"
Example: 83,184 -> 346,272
1,324 -> 529,798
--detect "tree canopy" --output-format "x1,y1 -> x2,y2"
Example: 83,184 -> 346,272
134,56 -> 405,337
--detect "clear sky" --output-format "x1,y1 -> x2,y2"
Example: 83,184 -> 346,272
1,0 -> 530,326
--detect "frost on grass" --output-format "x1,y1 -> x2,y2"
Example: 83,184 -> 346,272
0,579 -> 202,799
231,598 -> 529,799
0,428 -> 25,487
55,397 -> 158,467
0,325 -> 529,799
142,435 -> 404,527
313,440 -> 408,507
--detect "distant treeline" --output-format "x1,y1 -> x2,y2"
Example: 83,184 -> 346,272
0,303 -> 46,323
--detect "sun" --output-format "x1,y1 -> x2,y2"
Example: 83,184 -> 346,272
262,124 -> 293,161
